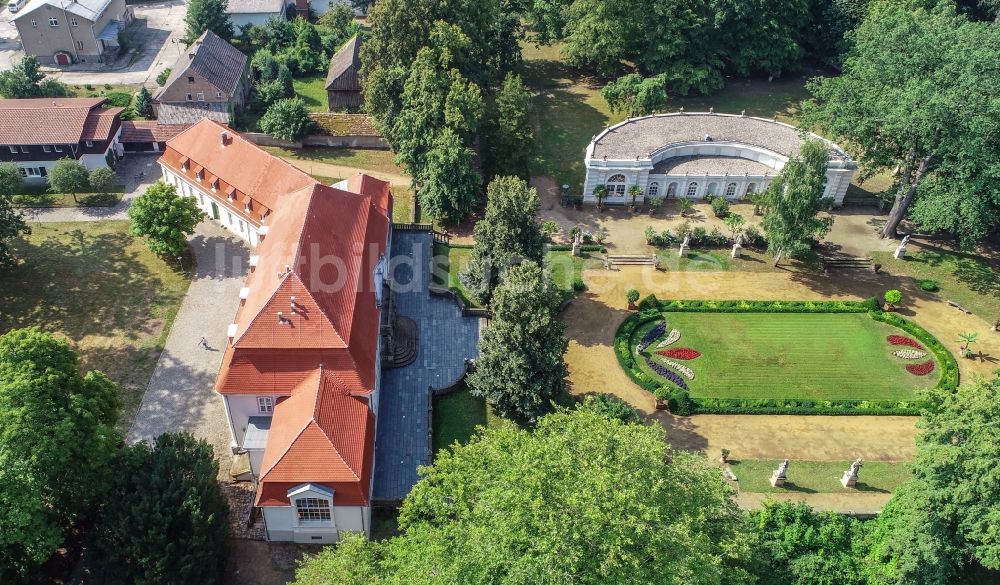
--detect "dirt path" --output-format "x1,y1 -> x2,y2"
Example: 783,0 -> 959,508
278,158 -> 411,187
563,266 -> 1000,463
736,491 -> 892,514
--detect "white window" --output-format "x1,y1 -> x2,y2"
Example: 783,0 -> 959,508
76,40 -> 84,49
605,174 -> 627,197
686,182 -> 699,197
85,140 -> 93,147
666,182 -> 678,197
196,92 -> 205,102
295,498 -> 331,524
25,167 -> 40,177
19,146 -> 28,153
185,93 -> 192,101
8,146 -> 17,154
48,17 -> 59,26
43,145 -> 52,152
70,17 -> 78,26
648,182 -> 659,197
745,183 -> 757,197
725,182 -> 737,198
257,396 -> 273,413
54,145 -> 62,152
30,18 -> 37,27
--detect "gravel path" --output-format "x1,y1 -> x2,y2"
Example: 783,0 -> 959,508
127,221 -> 249,469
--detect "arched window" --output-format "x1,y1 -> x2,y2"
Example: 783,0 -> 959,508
745,183 -> 757,197
706,182 -> 718,196
666,182 -> 678,198
686,182 -> 699,197
725,182 -> 737,198
648,182 -> 660,197
606,174 -> 627,197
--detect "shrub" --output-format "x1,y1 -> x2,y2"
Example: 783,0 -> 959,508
918,279 -> 939,292
710,196 -> 730,218
156,68 -> 172,86
644,226 -> 656,244
884,289 -> 903,304
103,91 -> 133,108
743,225 -> 766,248
571,276 -> 586,292
626,288 -> 640,305
637,293 -> 660,312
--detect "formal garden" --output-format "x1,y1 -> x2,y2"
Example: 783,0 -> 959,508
616,298 -> 958,415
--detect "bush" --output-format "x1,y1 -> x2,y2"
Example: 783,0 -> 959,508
579,394 -> 642,424
637,293 -> 660,312
710,196 -> 730,218
884,289 -> 903,304
156,68 -> 172,86
548,244 -> 605,253
742,225 -> 766,248
626,288 -> 640,304
919,279 -> 939,292
571,276 -> 586,292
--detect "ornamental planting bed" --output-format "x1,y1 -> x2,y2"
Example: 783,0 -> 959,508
614,299 -> 958,415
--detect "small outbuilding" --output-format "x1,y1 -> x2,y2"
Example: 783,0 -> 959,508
325,36 -> 362,112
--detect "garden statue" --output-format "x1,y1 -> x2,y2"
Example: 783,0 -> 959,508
770,458 -> 789,487
679,234 -> 690,258
894,234 -> 910,259
731,234 -> 743,258
572,231 -> 582,257
841,457 -> 863,488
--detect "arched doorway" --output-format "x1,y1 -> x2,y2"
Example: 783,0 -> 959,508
54,52 -> 72,65
605,174 -> 627,202
666,182 -> 678,198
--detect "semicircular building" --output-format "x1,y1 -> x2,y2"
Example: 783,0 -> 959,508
583,112 -> 857,206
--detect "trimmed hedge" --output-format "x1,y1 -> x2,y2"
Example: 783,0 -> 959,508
548,243 -> 607,253
614,299 -> 957,416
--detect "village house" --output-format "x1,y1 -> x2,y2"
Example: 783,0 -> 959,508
11,0 -> 133,65
0,97 -> 124,181
325,35 -> 362,112
584,112 -> 857,206
158,119 -> 393,543
153,30 -> 250,126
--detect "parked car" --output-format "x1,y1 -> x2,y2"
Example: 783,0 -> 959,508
8,0 -> 27,13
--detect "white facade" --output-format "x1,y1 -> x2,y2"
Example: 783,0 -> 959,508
159,165 -> 262,246
230,11 -> 283,28
261,484 -> 370,543
583,113 -> 857,207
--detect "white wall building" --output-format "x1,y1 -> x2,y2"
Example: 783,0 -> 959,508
583,112 -> 857,206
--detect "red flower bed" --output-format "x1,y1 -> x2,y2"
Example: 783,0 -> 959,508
906,360 -> 935,376
657,348 -> 700,360
887,335 -> 924,350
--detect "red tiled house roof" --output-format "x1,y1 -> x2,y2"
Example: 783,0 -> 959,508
0,97 -> 122,145
120,121 -> 188,143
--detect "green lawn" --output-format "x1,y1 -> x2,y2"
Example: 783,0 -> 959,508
432,385 -> 500,454
871,249 -> 1000,320
521,41 -> 812,190
292,75 -> 329,112
633,312 -> 939,401
0,222 -> 191,430
12,190 -> 124,208
729,459 -> 912,494
67,83 -> 138,99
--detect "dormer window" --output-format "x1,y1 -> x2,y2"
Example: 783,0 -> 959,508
211,179 -> 219,191
244,202 -> 251,213
196,170 -> 204,180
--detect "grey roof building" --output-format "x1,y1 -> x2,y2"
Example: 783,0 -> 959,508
226,0 -> 285,29
153,30 -> 250,126
12,0 -> 134,65
583,112 -> 857,206
325,36 -> 362,112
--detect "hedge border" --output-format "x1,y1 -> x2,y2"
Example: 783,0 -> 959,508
614,298 -> 958,416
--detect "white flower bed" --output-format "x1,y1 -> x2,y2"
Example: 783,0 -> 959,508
893,349 -> 927,359
657,329 -> 681,348
656,358 -> 695,380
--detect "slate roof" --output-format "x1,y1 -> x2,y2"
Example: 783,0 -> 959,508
226,0 -> 283,13
325,36 -> 361,91
652,155 -> 775,176
590,112 -> 853,162
155,30 -> 247,100
12,0 -> 113,22
0,97 -> 119,144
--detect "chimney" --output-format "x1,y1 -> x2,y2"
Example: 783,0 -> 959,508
220,130 -> 229,146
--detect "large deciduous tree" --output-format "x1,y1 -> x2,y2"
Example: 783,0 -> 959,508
87,433 -> 229,585
259,97 -> 313,141
460,176 -> 545,303
759,140 -> 833,266
601,73 -> 669,117
709,0 -> 810,77
416,129 -> 481,223
467,260 -> 567,420
483,72 -> 535,179
0,328 -> 120,583
128,181 -> 205,257
184,0 -> 234,42
0,163 -> 29,270
291,408 -> 751,584
806,2 -> 1000,246
47,158 -> 90,202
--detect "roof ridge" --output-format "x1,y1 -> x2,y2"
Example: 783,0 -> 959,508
313,371 -> 362,480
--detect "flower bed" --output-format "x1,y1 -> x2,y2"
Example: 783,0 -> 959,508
655,357 -> 695,380
658,348 -> 699,360
905,360 -> 935,376
636,321 -> 666,353
656,329 -> 681,348
644,357 -> 688,390
892,349 -> 927,359
887,335 -> 924,349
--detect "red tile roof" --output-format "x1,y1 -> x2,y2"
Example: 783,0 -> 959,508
0,98 -> 118,145
120,121 -> 189,143
255,368 -> 375,507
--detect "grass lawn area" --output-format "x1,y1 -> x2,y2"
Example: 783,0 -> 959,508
262,146 -> 404,176
432,385 -> 500,454
653,248 -> 821,273
633,312 -> 939,401
390,186 -> 414,223
0,222 -> 191,431
871,248 -> 1000,320
521,41 -> 812,191
292,75 -> 329,112
67,83 -> 138,98
729,459 -> 912,494
12,190 -> 125,208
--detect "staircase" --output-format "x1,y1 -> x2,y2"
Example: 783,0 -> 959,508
607,254 -> 657,267
822,255 -> 874,271
384,315 -> 418,368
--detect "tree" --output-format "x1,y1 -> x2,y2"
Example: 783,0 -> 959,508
460,176 -> 545,303
956,332 -> 978,358
805,3 -> 1000,245
0,328 -> 120,583
0,162 -> 24,198
578,393 -> 642,425
805,0 -> 873,68
88,167 -> 118,196
602,73 -> 669,117
483,72 -> 535,179
884,289 -> 902,309
0,56 -> 61,99
467,261 -> 567,420
592,184 -> 608,209
723,213 -> 745,239
0,166 -> 29,270
258,97 -> 313,141
134,86 -> 153,118
709,0 -> 810,76
626,287 -> 640,306
47,158 -> 90,203
185,0 -> 234,42
291,408 -> 751,584
87,433 -> 229,585
128,181 -> 205,256
759,140 -> 833,266
416,129 -> 481,223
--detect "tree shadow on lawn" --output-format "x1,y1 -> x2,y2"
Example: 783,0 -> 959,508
560,291 -> 632,349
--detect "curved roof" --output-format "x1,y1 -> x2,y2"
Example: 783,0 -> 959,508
589,112 -> 852,163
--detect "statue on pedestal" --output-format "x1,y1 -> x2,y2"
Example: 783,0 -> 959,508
894,235 -> 910,259
770,458 -> 789,487
678,234 -> 691,258
841,457 -> 863,488
731,234 -> 744,258
572,232 -> 582,257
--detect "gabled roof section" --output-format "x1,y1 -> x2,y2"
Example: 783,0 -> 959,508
325,36 -> 361,91
120,121 -> 188,143
81,107 -> 123,141
155,30 -> 248,99
0,98 -> 109,144
13,0 -> 113,21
